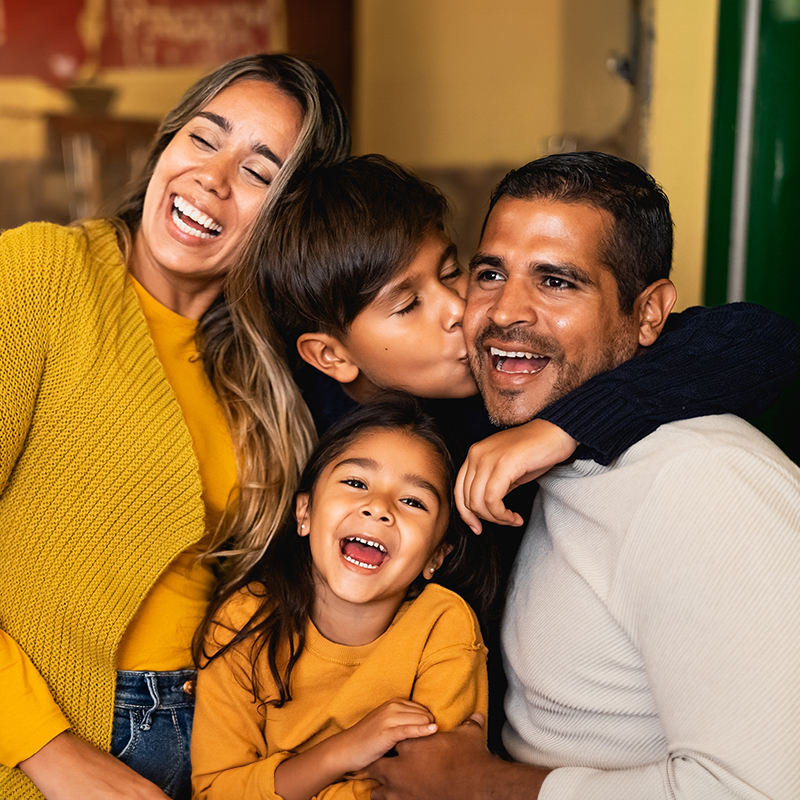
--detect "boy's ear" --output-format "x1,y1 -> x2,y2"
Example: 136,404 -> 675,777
296,332 -> 360,386
295,492 -> 310,537
423,541 -> 453,581
635,279 -> 677,348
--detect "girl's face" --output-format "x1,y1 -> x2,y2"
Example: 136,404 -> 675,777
296,428 -> 452,621
132,79 -> 303,303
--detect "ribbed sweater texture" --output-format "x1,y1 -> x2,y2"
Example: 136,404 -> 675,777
503,415 -> 800,800
0,221 -> 206,798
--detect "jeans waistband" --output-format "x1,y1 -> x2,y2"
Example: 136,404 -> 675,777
115,669 -> 197,712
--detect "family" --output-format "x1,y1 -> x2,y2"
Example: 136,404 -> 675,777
2,54 -> 799,800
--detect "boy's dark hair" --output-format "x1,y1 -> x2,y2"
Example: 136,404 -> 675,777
256,154 -> 449,356
195,393 -> 497,707
484,151 -> 673,313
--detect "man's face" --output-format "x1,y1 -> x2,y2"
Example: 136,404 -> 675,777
464,196 -> 642,427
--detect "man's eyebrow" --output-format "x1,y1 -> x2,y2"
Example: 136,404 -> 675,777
195,111 -> 285,168
533,261 -> 595,286
468,253 -> 504,273
335,457 -> 443,503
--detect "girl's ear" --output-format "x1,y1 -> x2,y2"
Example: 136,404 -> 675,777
295,492 -> 310,537
423,541 -> 454,581
296,332 -> 361,386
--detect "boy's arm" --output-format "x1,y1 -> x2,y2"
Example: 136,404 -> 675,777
457,304 -> 800,530
539,303 -> 800,464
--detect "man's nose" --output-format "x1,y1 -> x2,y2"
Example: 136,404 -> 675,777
487,276 -> 536,328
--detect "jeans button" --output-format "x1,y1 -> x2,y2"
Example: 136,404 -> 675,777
182,680 -> 196,696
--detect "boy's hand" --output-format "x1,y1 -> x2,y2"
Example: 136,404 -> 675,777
456,419 -> 577,534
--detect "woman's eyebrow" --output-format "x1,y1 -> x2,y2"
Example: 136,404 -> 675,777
196,110 -> 285,168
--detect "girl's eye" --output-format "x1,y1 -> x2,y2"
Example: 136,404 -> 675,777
400,497 -> 428,511
396,297 -> 421,316
342,478 -> 367,490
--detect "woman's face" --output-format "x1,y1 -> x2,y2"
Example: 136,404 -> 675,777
133,79 -> 303,295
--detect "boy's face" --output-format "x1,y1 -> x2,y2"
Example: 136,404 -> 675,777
342,229 -> 477,400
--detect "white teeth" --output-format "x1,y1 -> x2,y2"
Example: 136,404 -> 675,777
348,536 -> 387,553
490,347 -> 544,359
173,195 -> 222,234
343,555 -> 379,570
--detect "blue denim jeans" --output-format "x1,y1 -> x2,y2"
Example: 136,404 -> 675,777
110,669 -> 196,800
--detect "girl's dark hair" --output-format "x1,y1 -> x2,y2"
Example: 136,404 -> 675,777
194,393 -> 497,707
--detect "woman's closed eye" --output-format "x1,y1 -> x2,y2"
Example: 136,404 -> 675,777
189,132 -> 215,151
243,165 -> 271,186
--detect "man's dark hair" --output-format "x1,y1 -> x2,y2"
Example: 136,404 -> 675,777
483,151 -> 673,313
256,154 -> 448,356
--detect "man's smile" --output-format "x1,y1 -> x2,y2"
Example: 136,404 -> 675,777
489,346 -> 550,374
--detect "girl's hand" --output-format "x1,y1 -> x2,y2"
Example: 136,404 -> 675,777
336,698 -> 437,771
19,731 -> 169,800
274,698 -> 436,800
456,419 -> 578,534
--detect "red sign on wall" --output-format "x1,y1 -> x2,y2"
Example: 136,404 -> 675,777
0,0 -> 280,88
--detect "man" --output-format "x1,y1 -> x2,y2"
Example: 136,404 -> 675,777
368,152 -> 800,799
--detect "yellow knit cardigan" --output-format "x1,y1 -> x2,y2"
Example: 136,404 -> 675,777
0,221 -> 206,798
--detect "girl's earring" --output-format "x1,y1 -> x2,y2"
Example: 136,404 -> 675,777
429,567 -> 434,574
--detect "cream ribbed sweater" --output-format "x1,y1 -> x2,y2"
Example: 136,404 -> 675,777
503,415 -> 800,800
0,221 -> 206,798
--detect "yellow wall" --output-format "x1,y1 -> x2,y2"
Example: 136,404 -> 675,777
354,0 -> 563,167
355,0 -> 719,307
647,0 -> 719,309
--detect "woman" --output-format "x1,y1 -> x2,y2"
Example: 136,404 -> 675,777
0,54 -> 350,800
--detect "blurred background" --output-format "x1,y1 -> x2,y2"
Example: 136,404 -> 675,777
0,0 -> 797,458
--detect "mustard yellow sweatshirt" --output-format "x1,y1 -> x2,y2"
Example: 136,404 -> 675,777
191,583 -> 489,800
0,221 -> 234,797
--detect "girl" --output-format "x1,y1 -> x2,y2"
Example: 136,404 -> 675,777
191,395 -> 492,800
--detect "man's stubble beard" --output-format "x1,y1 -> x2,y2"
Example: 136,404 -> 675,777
468,324 -> 637,428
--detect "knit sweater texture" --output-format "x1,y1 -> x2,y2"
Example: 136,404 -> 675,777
0,221 -> 207,797
503,414 -> 800,800
191,583 -> 488,800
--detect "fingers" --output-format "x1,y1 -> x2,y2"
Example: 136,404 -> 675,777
391,722 -> 438,741
455,461 -> 482,534
457,450 -> 523,529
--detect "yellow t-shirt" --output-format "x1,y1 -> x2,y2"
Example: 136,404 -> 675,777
191,583 -> 489,800
115,278 -> 237,669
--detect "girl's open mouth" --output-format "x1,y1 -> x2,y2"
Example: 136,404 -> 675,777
340,536 -> 388,570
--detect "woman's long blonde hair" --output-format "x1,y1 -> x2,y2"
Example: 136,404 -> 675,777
107,54 -> 351,584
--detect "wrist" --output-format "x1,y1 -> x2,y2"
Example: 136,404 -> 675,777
477,757 -> 548,800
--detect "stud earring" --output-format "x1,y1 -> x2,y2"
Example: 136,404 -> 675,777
429,567 -> 435,573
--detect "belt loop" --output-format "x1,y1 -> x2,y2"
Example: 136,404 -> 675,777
140,671 -> 160,731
